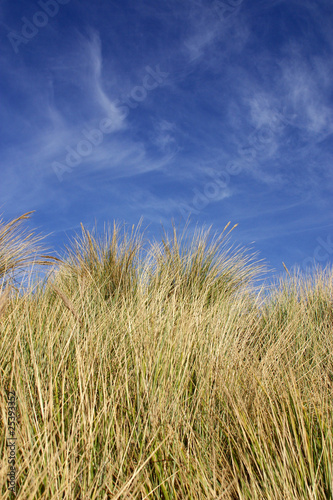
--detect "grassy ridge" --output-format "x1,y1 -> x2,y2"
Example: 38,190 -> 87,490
0,213 -> 332,499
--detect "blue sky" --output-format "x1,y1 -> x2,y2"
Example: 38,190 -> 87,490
1,0 -> 332,283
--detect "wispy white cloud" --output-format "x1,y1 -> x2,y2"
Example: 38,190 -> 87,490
1,29 -> 174,209
149,119 -> 179,154
278,55 -> 333,138
64,30 -> 128,126
182,4 -> 250,64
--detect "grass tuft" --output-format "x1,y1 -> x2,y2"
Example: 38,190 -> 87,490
0,215 -> 332,498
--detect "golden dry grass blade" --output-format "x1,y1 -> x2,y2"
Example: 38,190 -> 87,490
0,211 -> 60,284
0,285 -> 10,317
51,284 -> 83,326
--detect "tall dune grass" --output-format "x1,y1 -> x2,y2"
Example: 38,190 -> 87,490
0,214 -> 332,498
0,212 -> 58,288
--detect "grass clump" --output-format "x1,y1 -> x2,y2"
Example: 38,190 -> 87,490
0,212 -> 58,287
0,213 -> 332,499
